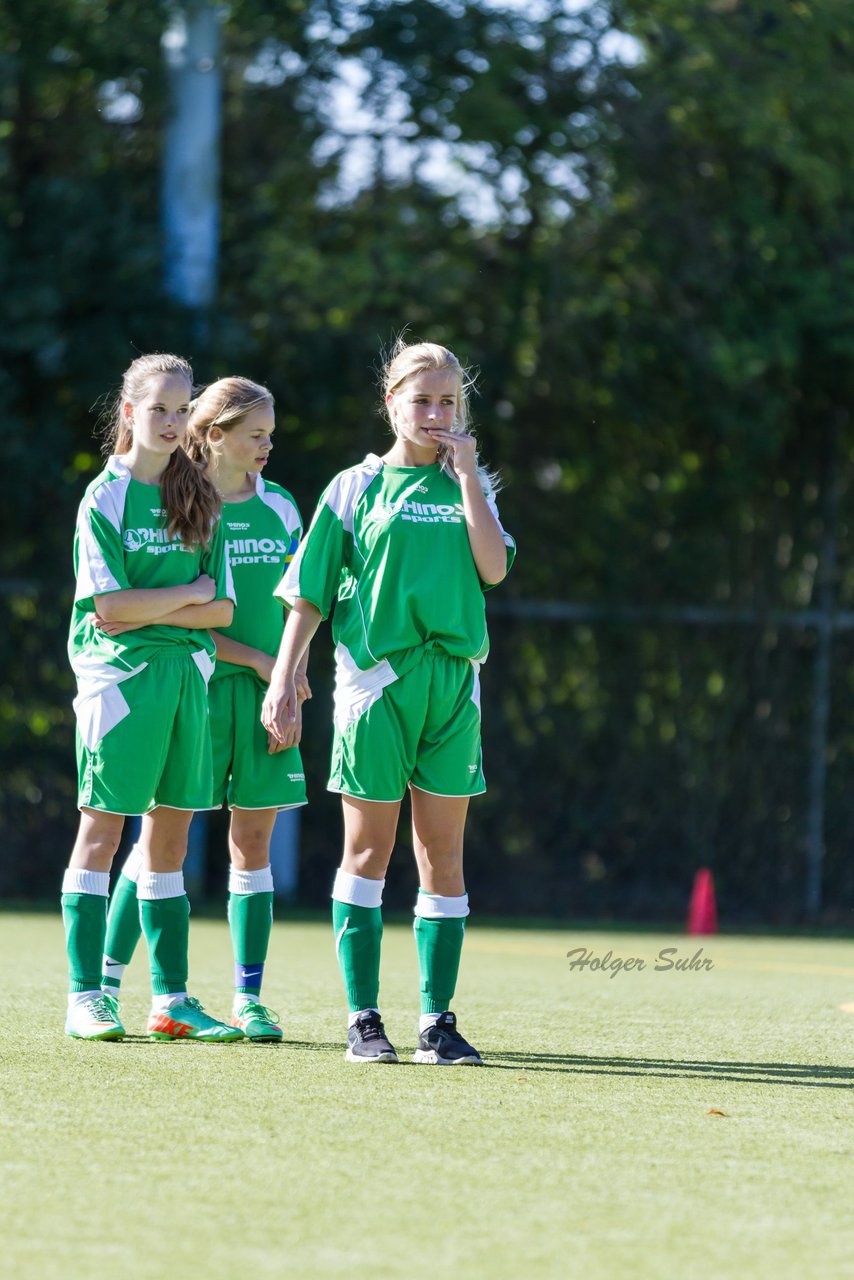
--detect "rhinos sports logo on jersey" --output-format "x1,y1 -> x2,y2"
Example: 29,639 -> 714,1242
226,532 -> 296,566
122,526 -> 187,555
371,498 -> 465,526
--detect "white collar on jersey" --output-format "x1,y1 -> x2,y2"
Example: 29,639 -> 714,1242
107,454 -> 132,478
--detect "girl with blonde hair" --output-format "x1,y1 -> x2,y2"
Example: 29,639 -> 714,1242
101,376 -> 308,1042
262,339 -> 515,1064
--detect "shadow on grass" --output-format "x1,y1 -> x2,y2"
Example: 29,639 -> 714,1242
484,1050 -> 854,1088
62,1037 -> 853,1085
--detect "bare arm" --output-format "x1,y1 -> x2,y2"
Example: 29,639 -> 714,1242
149,600 -> 234,629
210,632 -> 312,698
294,645 -> 312,702
264,643 -> 313,753
94,598 -> 233,637
210,630 -> 276,681
426,431 -> 508,585
261,600 -> 323,745
94,574 -> 217,622
457,471 -> 510,585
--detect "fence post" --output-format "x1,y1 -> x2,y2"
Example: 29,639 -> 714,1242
804,414 -> 839,918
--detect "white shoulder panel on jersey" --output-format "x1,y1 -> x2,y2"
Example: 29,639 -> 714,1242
483,487 -> 516,550
90,461 -> 132,533
255,475 -> 301,538
75,468 -> 132,600
322,454 -> 383,534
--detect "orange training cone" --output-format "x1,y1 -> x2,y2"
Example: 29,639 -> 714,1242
686,867 -> 718,935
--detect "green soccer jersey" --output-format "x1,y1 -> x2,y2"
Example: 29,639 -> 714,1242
69,455 -> 235,682
212,475 -> 302,685
275,454 -> 516,677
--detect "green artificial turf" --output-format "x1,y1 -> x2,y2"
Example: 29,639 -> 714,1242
1,913 -> 853,1279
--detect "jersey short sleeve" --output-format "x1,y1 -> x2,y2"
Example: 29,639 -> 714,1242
277,503 -> 344,619
275,458 -> 381,618
201,518 -> 236,605
482,487 -> 516,590
74,475 -> 133,611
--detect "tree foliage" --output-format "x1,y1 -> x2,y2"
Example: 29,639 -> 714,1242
2,0 -> 854,921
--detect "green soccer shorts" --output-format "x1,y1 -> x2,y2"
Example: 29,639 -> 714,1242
328,649 -> 486,803
76,650 -> 214,815
209,671 -> 307,810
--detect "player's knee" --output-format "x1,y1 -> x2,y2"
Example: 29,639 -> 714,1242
415,842 -> 463,871
231,834 -> 271,868
230,816 -> 275,868
343,847 -> 393,878
78,822 -> 123,866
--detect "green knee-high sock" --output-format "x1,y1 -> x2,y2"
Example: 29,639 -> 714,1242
62,893 -> 108,992
139,896 -> 190,995
332,899 -> 382,1012
102,874 -> 142,993
414,915 -> 466,1014
229,891 -> 274,996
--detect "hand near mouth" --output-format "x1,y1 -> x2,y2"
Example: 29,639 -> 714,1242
422,427 -> 477,476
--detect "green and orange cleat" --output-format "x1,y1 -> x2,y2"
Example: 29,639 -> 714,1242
147,996 -> 244,1042
230,999 -> 284,1043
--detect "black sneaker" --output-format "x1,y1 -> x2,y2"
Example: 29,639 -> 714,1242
412,1011 -> 483,1066
344,1011 -> 399,1063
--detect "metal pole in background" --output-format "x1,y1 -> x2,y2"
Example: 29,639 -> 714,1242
269,810 -> 301,901
162,1 -> 223,324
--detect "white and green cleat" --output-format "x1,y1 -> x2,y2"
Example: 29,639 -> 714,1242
147,996 -> 244,1042
65,992 -> 125,1041
231,999 -> 283,1043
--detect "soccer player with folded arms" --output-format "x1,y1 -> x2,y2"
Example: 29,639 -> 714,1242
62,352 -> 241,1042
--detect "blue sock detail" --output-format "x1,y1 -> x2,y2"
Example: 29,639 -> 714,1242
235,962 -> 264,995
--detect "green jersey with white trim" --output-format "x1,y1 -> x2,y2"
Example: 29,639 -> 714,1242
276,454 -> 515,674
212,475 -> 302,684
69,455 -> 235,678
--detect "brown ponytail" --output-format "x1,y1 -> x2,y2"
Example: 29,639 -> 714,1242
160,445 -> 221,548
98,352 -> 221,548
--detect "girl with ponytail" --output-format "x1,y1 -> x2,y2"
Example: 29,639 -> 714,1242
61,353 -> 243,1044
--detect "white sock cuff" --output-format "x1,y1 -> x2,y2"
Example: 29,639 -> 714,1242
62,868 -> 110,897
137,871 -> 185,901
121,844 -> 143,884
332,869 -> 385,909
229,865 -> 274,896
414,891 -> 470,919
151,992 -> 188,1012
68,990 -> 105,1008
